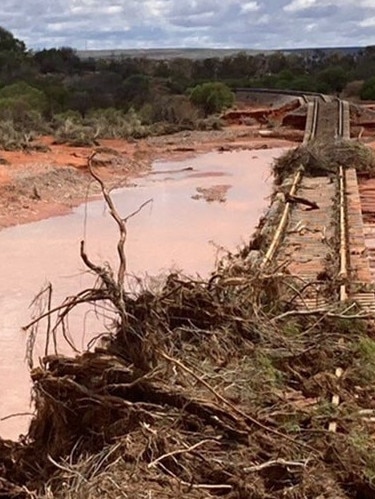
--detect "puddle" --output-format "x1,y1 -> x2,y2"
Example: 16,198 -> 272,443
0,148 -> 286,439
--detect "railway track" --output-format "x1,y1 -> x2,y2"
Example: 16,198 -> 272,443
260,95 -> 374,431
303,98 -> 350,144
264,96 -> 374,309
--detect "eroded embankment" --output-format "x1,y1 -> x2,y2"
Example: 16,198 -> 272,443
2,143 -> 375,498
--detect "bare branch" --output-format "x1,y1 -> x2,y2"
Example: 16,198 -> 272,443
87,152 -> 127,285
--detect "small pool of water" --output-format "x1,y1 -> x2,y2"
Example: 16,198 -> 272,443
0,148 -> 285,440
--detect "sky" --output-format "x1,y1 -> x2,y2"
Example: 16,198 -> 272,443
4,0 -> 375,51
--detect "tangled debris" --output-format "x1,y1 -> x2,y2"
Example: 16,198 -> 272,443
274,139 -> 375,183
1,156 -> 375,499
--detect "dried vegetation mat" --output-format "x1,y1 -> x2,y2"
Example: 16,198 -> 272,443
1,155 -> 375,499
273,139 -> 375,183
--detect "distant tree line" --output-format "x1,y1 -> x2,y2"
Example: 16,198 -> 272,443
1,26 -> 375,148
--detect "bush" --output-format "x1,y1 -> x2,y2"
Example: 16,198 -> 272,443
0,119 -> 36,150
361,77 -> 375,100
0,101 -> 50,134
52,110 -> 83,127
54,118 -> 98,147
189,82 -> 234,116
0,81 -> 47,113
85,107 -> 148,139
141,95 -> 200,125
342,80 -> 364,99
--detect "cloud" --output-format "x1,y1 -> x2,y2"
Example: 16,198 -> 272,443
0,0 -> 373,50
241,2 -> 261,12
284,0 -> 317,12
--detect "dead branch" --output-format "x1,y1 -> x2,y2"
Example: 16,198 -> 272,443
148,439 -> 218,468
244,458 -> 309,472
87,152 -> 127,286
285,192 -> 319,210
161,352 -> 318,453
271,306 -> 370,322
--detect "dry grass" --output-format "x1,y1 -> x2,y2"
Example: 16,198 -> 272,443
274,139 -> 375,183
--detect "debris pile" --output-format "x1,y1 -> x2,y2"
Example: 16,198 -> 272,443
1,157 -> 375,498
274,139 -> 375,183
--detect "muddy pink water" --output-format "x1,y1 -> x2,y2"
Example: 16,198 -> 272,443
0,148 -> 284,440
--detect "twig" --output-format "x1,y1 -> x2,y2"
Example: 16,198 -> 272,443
0,412 -> 34,422
271,307 -> 370,322
47,454 -> 88,482
23,290 -> 105,331
148,439 -> 217,468
161,352 -> 318,453
123,198 -> 153,223
244,458 -> 308,472
45,283 -> 53,357
156,462 -> 233,491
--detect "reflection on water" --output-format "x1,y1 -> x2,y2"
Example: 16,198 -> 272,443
0,148 -> 285,440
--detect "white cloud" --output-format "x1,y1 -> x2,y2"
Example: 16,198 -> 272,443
359,16 -> 375,27
0,0 -> 372,50
241,2 -> 260,12
284,0 -> 317,12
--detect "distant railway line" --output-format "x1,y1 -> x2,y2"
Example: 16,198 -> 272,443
234,87 -> 330,103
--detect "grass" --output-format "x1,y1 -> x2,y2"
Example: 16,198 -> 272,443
355,337 -> 375,383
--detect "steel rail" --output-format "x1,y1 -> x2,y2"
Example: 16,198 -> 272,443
260,170 -> 302,269
310,99 -> 319,140
338,165 -> 348,300
328,165 -> 347,432
340,100 -> 344,137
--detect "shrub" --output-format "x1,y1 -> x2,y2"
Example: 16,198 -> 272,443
141,95 -> 200,125
189,82 -> 234,116
0,119 -> 35,150
52,110 -> 83,127
54,118 -> 98,147
341,80 -> 364,99
85,107 -> 149,139
361,77 -> 375,100
0,81 -> 48,113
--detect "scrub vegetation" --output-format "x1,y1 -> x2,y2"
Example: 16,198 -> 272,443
0,27 -> 374,149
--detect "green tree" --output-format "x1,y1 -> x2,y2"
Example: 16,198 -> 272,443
361,77 -> 375,100
33,47 -> 81,74
121,74 -> 151,108
189,82 -> 234,116
0,81 -> 47,112
316,66 -> 348,93
0,27 -> 26,53
0,27 -> 35,84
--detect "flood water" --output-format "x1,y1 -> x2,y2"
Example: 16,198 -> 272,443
0,148 -> 284,440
